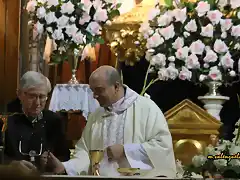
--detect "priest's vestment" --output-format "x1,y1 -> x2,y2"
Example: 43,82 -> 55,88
63,86 -> 176,177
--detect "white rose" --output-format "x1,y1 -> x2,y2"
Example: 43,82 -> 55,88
234,43 -> 240,50
213,159 -> 227,169
57,15 -> 69,27
186,54 -> 200,69
204,50 -> 218,63
208,66 -> 222,81
65,24 -> 79,37
26,0 -> 37,12
158,68 -> 168,80
47,0 -> 59,7
36,7 -> 46,19
94,8 -> 108,22
79,13 -> 91,25
172,8 -> 187,23
199,74 -> 207,82
159,24 -> 175,40
214,39 -> 228,54
221,32 -> 227,39
220,52 -> 234,69
192,155 -> 207,167
201,24 -> 214,37
46,27 -> 53,33
183,31 -> 190,37
81,0 -> 93,14
184,19 -> 197,32
86,22 -> 102,36
157,14 -> 172,27
189,40 -> 205,55
230,0 -> 240,9
229,159 -> 240,166
148,8 -> 160,20
70,17 -> 76,22
238,12 -> 240,19
207,10 -> 222,25
168,56 -> 175,62
61,1 -> 75,14
175,46 -> 189,60
167,65 -> 178,80
146,32 -> 164,48
150,53 -> 166,67
38,0 -> 47,3
45,12 -> 57,24
220,19 -> 232,31
179,66 -> 192,80
231,25 -> 240,37
191,172 -> 203,178
72,31 -> 86,44
35,21 -> 44,34
204,63 -> 209,68
229,144 -> 240,154
52,29 -> 64,40
229,70 -> 236,77
196,1 -> 210,17
172,37 -> 184,49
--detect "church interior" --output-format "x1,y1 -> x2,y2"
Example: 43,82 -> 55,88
0,0 -> 240,178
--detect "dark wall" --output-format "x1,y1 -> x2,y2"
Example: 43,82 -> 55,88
121,59 -> 240,140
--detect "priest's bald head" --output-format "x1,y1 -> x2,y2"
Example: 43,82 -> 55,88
18,71 -> 51,116
89,65 -> 124,107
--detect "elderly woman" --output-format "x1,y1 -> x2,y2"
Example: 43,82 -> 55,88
1,71 -> 70,171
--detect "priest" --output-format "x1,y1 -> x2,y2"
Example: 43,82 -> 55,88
42,65 -> 176,177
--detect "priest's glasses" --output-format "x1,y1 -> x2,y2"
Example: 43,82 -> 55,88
89,150 -> 104,176
19,140 -> 43,165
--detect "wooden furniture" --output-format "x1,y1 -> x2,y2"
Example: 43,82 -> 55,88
165,99 -> 222,165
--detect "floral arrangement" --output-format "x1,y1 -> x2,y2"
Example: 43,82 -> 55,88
138,0 -> 240,95
25,0 -> 121,62
176,94 -> 240,178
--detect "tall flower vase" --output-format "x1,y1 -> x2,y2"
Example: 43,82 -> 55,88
67,49 -> 81,84
198,81 -> 229,121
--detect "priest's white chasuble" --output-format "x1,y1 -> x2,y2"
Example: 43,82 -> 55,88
63,86 -> 176,177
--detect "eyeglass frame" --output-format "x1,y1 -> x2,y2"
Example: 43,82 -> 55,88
23,92 -> 48,102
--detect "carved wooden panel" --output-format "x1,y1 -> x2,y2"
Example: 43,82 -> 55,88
165,99 -> 222,165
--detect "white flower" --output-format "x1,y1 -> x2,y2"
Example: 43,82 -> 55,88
196,1 -> 210,17
61,1 -> 75,14
86,22 -> 102,36
139,22 -> 151,34
192,155 -> 207,167
230,70 -> 236,77
175,46 -> 189,60
79,13 -> 91,25
238,58 -> 240,72
148,8 -> 160,20
167,65 -> 178,80
157,14 -> 172,27
204,50 -> 218,63
159,24 -> 175,40
214,39 -> 228,54
47,0 -> 59,7
234,43 -> 240,50
146,32 -> 164,48
158,68 -> 168,80
199,74 -> 207,82
72,31 -> 86,44
230,0 -> 240,9
179,66 -> 192,80
189,40 -> 205,55
204,63 -> 209,68
70,17 -> 76,22
220,52 -> 234,69
94,8 -> 108,22
52,28 -> 64,40
231,25 -> 240,37
238,12 -> 240,19
191,172 -> 203,178
201,24 -> 214,37
221,32 -> 227,39
81,0 -> 93,14
220,19 -> 232,31
208,66 -> 222,81
172,37 -> 184,49
65,24 -> 79,37
168,56 -> 175,62
229,159 -> 240,166
218,0 -> 228,8
207,10 -> 223,25
46,27 -> 53,33
45,12 -> 57,24
172,8 -> 187,23
26,0 -> 37,12
38,0 -> 47,3
36,7 -> 46,19
183,32 -> 190,37
213,159 -> 227,169
184,20 -> 197,32
150,53 -> 166,67
35,21 -> 44,34
176,160 -> 184,176
57,15 -> 69,27
186,54 -> 200,69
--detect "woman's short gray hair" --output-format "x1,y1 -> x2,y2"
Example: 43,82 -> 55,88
19,71 -> 51,93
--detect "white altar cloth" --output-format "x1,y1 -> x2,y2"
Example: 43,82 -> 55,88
49,84 -> 99,119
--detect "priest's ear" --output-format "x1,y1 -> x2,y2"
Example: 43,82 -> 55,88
114,81 -> 121,91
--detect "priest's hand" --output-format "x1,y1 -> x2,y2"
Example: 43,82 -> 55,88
106,144 -> 125,162
10,160 -> 37,174
44,152 -> 66,174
